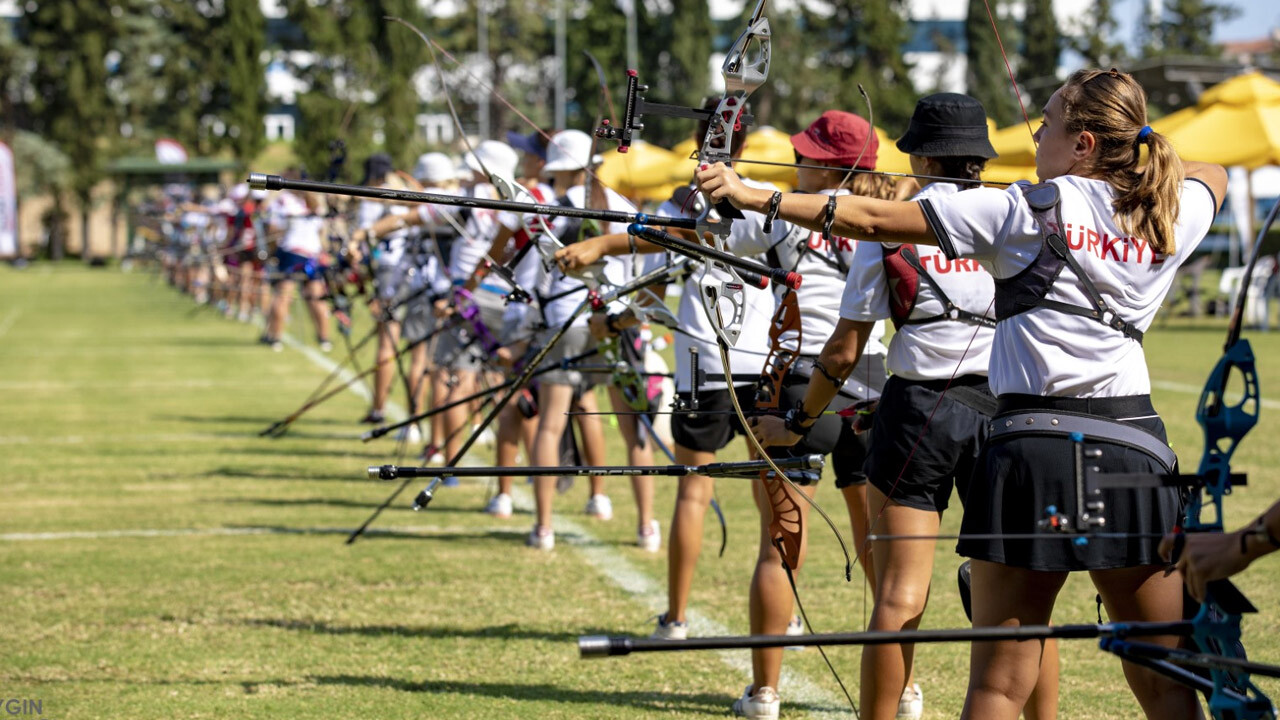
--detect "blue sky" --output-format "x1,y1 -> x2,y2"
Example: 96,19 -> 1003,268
1114,0 -> 1280,43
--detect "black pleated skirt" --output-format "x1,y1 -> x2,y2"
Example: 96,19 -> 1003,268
957,394 -> 1186,571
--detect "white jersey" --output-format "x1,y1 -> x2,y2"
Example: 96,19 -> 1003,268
920,175 -> 1217,398
497,181 -> 556,306
657,189 -> 777,393
412,185 -> 463,296
358,197 -> 411,269
539,185 -> 636,329
269,191 -> 324,257
446,183 -> 506,288
731,187 -> 886,358
841,182 -> 995,380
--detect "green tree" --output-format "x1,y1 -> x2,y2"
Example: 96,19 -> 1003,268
216,0 -> 267,162
774,0 -> 915,136
565,0 -> 629,136
1021,0 -> 1061,106
23,0 -> 120,258
1145,0 -> 1241,57
286,0 -> 380,178
965,0 -> 1021,126
1069,0 -> 1126,67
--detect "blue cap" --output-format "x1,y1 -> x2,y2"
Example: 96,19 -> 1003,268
506,130 -> 547,160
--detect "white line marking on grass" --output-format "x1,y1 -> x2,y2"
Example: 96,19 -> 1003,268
0,524 -> 520,542
505,488 -> 850,719
277,336 -> 851,718
1152,379 -> 1280,410
0,307 -> 22,338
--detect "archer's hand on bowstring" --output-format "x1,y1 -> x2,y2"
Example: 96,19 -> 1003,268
492,345 -> 516,369
432,297 -> 454,320
1161,505 -> 1280,602
749,415 -> 801,450
554,238 -> 607,273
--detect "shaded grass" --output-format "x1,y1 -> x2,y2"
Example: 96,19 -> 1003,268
0,264 -> 1278,718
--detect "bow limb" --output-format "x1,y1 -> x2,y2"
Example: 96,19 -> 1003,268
1172,198 -> 1280,718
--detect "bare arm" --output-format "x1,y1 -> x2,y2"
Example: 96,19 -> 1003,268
696,164 -> 939,246
1183,161 -> 1228,211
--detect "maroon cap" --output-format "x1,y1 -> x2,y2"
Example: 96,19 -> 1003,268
791,111 -> 878,170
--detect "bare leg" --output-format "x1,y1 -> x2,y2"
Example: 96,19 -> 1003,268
268,280 -> 294,339
304,279 -> 330,342
574,390 -> 608,501
749,476 -> 817,693
371,317 -> 401,415
532,383 -> 577,530
860,488 -> 940,720
666,445 -> 715,622
1089,565 -> 1204,719
442,369 -> 478,461
1024,638 -> 1060,720
961,561 -> 1066,720
495,402 -> 524,497
608,385 -> 653,530
841,482 -> 876,593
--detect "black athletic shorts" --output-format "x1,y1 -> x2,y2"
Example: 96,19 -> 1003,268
865,374 -> 991,512
958,394 -> 1185,572
670,385 -> 756,453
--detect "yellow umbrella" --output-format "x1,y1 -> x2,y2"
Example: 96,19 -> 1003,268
988,120 -> 1039,168
874,128 -> 913,174
1154,72 -> 1280,168
598,140 -> 683,193
738,127 -> 797,190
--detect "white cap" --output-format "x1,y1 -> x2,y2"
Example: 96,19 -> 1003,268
543,129 -> 602,172
462,141 -> 519,184
228,183 -> 250,202
413,152 -> 458,183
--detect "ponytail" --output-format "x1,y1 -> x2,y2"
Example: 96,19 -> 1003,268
1059,69 -> 1185,254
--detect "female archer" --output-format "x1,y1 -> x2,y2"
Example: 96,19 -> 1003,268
698,68 -> 1227,720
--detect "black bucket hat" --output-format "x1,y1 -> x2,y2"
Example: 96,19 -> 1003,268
895,93 -> 998,159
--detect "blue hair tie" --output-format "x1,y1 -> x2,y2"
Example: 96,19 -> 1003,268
1137,125 -> 1153,142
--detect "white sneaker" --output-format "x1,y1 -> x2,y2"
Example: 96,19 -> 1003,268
896,683 -> 923,720
650,612 -> 688,640
784,615 -> 805,651
585,494 -> 613,520
270,340 -> 284,352
396,424 -> 422,444
486,493 -> 513,519
637,519 -> 661,552
318,340 -> 333,353
732,685 -> 780,719
526,524 -> 554,551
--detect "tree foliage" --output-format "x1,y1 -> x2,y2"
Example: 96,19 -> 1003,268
1069,0 -> 1126,68
965,0 -> 1021,127
1145,0 -> 1241,57
1020,0 -> 1061,106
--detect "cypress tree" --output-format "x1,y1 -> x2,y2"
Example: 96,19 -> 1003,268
1069,0 -> 1126,67
218,0 -> 267,163
23,0 -> 119,258
1148,0 -> 1240,57
1021,0 -> 1061,106
965,0 -> 1021,127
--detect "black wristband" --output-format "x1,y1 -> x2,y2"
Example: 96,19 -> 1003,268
784,404 -> 819,436
812,359 -> 847,389
821,194 -> 838,242
762,191 -> 783,234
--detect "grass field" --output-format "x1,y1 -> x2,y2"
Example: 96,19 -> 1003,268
2,264 -> 1279,719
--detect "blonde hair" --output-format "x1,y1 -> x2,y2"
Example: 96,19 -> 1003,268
849,173 -> 897,201
1058,68 -> 1184,254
